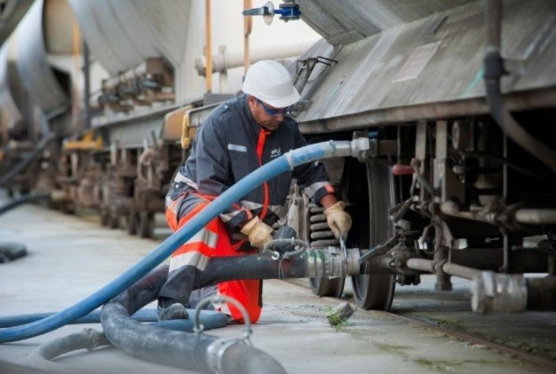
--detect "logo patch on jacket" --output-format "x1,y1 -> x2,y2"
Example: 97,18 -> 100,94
270,148 -> 281,158
228,144 -> 247,153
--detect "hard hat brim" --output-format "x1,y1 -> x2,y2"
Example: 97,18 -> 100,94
243,85 -> 300,109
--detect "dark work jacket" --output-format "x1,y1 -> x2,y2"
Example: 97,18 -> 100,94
166,94 -> 333,249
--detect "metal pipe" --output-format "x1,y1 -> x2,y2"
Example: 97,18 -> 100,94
442,262 -> 481,280
72,20 -> 81,126
83,41 -> 91,130
195,39 -> 318,76
244,0 -> 252,74
439,200 -> 497,224
434,220 -> 452,290
406,258 -> 481,280
205,0 -> 212,93
514,209 -> 556,225
405,258 -> 433,273
483,0 -> 556,174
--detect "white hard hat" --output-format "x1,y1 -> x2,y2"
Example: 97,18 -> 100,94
242,60 -> 300,108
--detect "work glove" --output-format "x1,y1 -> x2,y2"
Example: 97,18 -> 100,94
324,201 -> 352,239
240,216 -> 273,249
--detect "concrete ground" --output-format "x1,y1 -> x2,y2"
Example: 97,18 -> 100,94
1,201 -> 555,373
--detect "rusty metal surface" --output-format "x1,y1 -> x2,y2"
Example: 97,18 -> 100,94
15,0 -> 69,114
296,0 -> 556,134
69,0 -> 190,76
297,0 -> 472,46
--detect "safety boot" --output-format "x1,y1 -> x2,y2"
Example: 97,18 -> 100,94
157,298 -> 189,320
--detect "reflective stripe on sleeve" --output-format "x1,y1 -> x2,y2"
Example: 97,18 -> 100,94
304,181 -> 333,198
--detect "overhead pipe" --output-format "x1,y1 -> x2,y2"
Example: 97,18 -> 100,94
195,39 -> 319,76
483,0 -> 556,174
0,139 -> 371,343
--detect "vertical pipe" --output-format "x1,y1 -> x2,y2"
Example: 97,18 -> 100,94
72,21 -> 81,129
83,42 -> 91,130
434,219 -> 452,291
244,0 -> 253,74
205,0 -> 213,93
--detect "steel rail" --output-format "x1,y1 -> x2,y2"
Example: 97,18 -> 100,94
375,311 -> 556,372
285,280 -> 556,371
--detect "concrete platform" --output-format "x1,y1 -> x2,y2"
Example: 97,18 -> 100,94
1,201 -> 555,373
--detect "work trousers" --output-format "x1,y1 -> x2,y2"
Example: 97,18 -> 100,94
158,197 -> 262,324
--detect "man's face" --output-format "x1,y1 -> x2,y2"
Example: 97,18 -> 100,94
248,96 -> 290,131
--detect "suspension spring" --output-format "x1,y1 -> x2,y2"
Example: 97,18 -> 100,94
308,204 -> 338,248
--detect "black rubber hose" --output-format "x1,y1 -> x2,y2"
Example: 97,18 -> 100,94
0,133 -> 56,187
0,193 -> 51,216
195,253 -> 309,289
101,267 -> 286,374
28,314 -> 229,374
28,329 -> 109,374
483,0 -> 556,174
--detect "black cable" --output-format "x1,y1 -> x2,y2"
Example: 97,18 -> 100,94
0,193 -> 51,216
0,133 -> 56,187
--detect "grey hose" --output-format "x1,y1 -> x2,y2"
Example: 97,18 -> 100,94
101,267 -> 286,374
28,329 -> 109,374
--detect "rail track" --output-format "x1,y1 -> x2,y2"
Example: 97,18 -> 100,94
286,279 -> 556,372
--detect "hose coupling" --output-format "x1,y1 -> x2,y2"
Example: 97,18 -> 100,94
198,295 -> 254,373
471,271 -> 527,314
305,247 -> 361,278
350,137 -> 371,162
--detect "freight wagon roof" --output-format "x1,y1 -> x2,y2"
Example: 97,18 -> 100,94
295,0 -> 556,133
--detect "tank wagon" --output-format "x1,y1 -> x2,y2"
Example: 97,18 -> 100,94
1,0 -> 555,314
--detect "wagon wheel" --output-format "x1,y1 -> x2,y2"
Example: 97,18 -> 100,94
349,160 -> 397,311
310,276 -> 346,298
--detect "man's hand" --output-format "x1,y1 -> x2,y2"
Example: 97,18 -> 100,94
240,216 -> 273,249
324,201 -> 352,239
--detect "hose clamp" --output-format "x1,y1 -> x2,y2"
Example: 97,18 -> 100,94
194,294 -> 253,340
196,295 -> 254,373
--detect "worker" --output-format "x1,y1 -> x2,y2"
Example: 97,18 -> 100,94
157,60 -> 352,323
